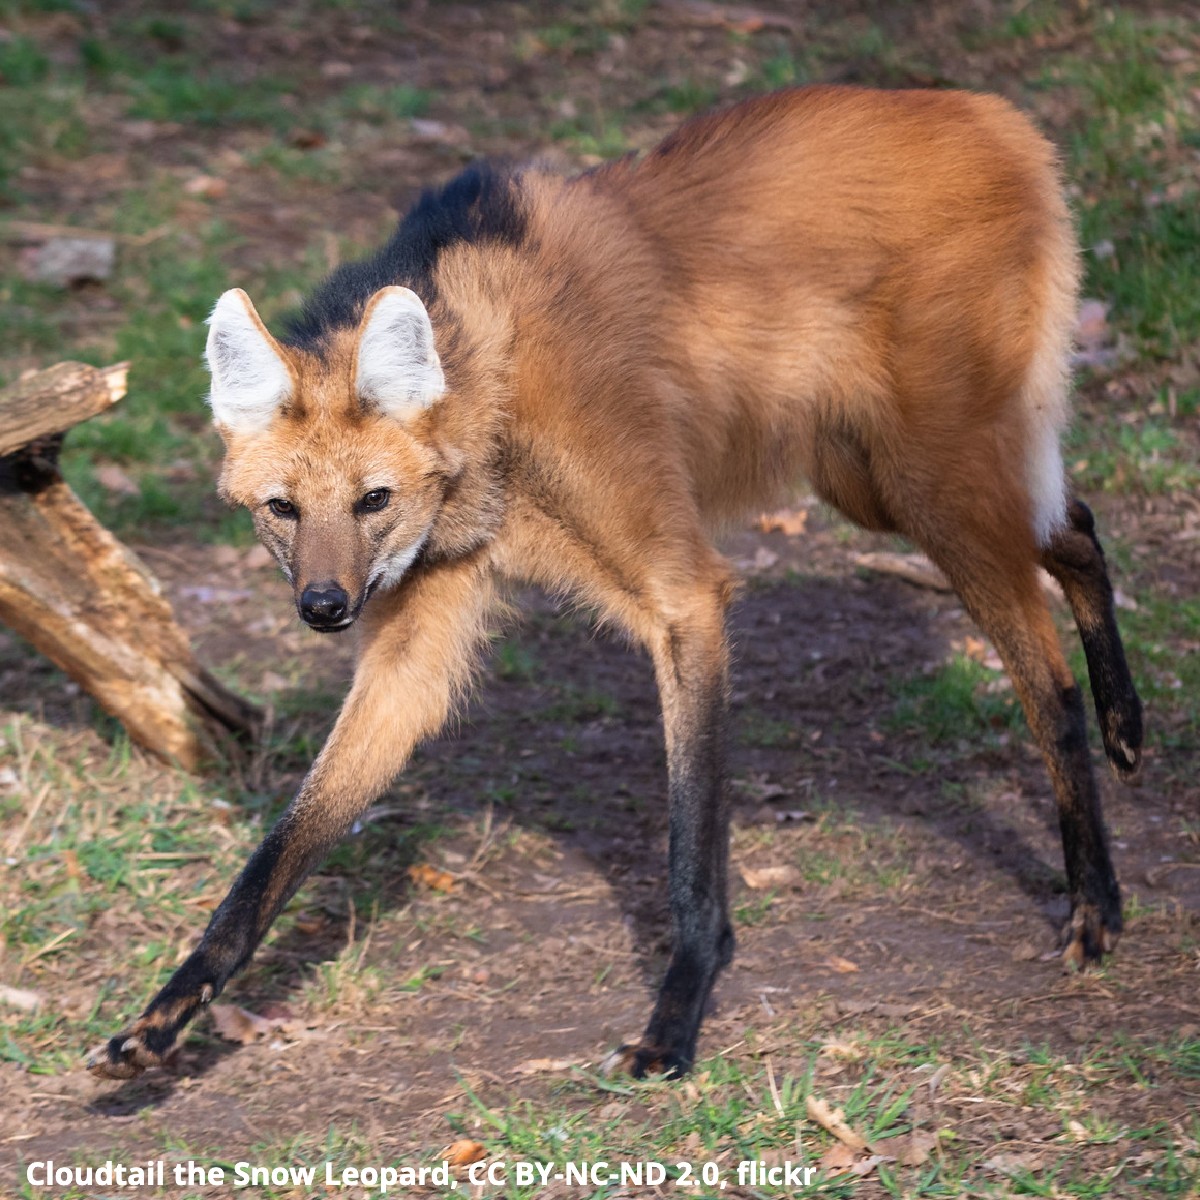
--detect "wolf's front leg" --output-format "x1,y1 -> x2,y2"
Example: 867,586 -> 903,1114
88,556 -> 495,1080
627,582 -> 734,1078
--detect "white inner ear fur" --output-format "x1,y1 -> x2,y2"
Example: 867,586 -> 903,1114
355,287 -> 446,418
205,289 -> 292,434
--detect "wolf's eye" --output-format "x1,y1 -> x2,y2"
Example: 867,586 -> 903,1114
360,488 -> 390,512
267,498 -> 296,518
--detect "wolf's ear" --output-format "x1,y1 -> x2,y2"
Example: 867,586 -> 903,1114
205,289 -> 292,434
354,287 -> 445,419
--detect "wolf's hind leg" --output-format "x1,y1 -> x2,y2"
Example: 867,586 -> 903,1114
1040,498 -> 1143,782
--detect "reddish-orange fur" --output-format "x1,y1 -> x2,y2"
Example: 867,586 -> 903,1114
90,87 -> 1140,1083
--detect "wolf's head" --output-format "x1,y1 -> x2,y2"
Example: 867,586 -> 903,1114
205,287 -> 461,631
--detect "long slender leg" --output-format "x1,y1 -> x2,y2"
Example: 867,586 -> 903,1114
1040,498 -> 1143,781
627,584 -> 734,1078
924,542 -> 1121,967
89,555 -> 495,1079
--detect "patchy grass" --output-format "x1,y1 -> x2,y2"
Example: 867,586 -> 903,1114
1067,411 -> 1200,498
539,684 -> 623,723
1047,11 -> 1200,502
0,720 -> 223,1073
14,1026 -> 1200,1196
0,708 -> 462,1075
738,710 -> 799,749
1119,595 -> 1200,752
888,654 -> 1024,749
123,66 -> 296,131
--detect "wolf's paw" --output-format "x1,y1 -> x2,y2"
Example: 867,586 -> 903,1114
1107,740 -> 1142,784
1102,700 -> 1143,785
1060,903 -> 1121,971
602,1042 -> 692,1081
85,982 -> 211,1081
1104,723 -> 1142,784
86,1023 -> 165,1081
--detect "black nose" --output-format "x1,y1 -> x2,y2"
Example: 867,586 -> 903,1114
299,584 -> 349,628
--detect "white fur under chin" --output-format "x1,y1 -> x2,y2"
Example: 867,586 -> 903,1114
205,290 -> 291,434
355,287 -> 445,418
369,524 -> 433,593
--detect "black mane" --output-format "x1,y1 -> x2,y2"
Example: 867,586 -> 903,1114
281,161 -> 526,351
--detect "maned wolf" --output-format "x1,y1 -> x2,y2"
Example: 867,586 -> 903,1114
90,85 -> 1142,1082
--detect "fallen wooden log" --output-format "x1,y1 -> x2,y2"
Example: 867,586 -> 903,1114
0,360 -> 129,456
853,550 -> 1065,603
0,362 -> 260,769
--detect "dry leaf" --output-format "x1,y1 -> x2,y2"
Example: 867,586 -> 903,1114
872,1131 -> 939,1166
850,1155 -> 885,1177
661,0 -> 799,33
819,1039 -> 864,1061
735,772 -> 788,802
209,1003 -> 275,1045
410,119 -> 470,146
806,1094 -> 869,1151
757,507 -> 808,535
927,1063 -> 952,1098
826,955 -> 859,974
0,984 -> 43,1012
1074,298 -> 1111,351
94,464 -> 139,495
181,174 -> 219,198
208,1002 -> 300,1045
407,863 -> 457,893
183,174 -> 228,199
288,128 -> 327,149
441,1140 -> 487,1167
512,1057 -> 577,1075
740,864 -> 802,890
818,1142 -> 857,1174
1072,297 -> 1121,368
293,911 -> 327,935
961,636 -> 987,662
984,1151 -> 1045,1177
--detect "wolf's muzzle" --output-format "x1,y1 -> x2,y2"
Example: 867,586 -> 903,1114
299,583 -> 351,630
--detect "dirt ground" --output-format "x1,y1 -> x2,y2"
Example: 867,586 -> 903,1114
2,2 -> 1200,1197
9,501 -> 1200,1189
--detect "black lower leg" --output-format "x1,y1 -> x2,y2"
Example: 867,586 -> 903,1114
1043,500 -> 1142,779
1043,680 -> 1123,964
89,805 -> 339,1077
633,634 -> 733,1078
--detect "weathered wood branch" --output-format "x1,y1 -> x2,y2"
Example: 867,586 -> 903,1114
0,220 -> 165,246
0,361 -> 128,457
0,363 -> 261,769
